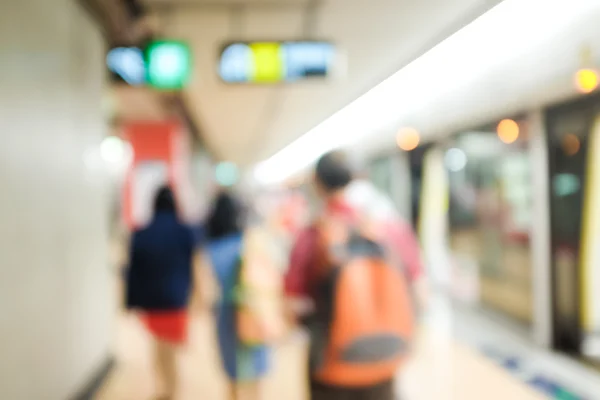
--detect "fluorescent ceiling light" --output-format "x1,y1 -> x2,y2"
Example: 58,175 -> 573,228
254,0 -> 599,185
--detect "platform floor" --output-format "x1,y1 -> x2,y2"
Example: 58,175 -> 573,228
96,308 -> 544,400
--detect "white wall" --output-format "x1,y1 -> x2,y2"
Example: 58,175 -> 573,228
0,1 -> 114,398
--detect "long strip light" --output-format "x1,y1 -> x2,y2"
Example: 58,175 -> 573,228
253,0 -> 600,185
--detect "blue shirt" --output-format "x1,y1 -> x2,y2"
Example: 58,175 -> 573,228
126,212 -> 196,310
207,233 -> 270,380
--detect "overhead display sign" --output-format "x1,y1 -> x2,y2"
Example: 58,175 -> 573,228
107,40 -> 192,90
219,41 -> 339,84
107,46 -> 146,85
146,40 -> 192,90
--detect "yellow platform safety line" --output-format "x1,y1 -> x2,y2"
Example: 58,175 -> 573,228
580,115 -> 600,332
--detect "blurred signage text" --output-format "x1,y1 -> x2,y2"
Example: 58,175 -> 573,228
107,40 -> 192,90
219,41 -> 339,84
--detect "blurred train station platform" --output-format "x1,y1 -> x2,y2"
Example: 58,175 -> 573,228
95,293 -> 600,400
5,0 -> 600,399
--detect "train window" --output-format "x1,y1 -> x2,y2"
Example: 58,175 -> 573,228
446,121 -> 533,326
369,157 -> 392,197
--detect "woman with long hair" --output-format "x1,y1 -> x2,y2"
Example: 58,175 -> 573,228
126,186 -> 197,400
204,190 -> 273,400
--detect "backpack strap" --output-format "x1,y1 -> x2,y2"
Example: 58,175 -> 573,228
315,214 -> 351,273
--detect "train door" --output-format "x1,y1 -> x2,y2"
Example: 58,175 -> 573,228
546,92 -> 600,361
445,124 -> 534,324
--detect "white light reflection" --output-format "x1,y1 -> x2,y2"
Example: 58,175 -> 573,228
445,148 -> 467,172
215,162 -> 239,187
253,0 -> 600,185
100,136 -> 132,171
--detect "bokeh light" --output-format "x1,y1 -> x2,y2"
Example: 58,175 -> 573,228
575,68 -> 599,94
396,127 -> 420,151
445,148 -> 468,172
562,133 -> 581,156
497,119 -> 520,144
100,136 -> 128,165
215,162 -> 239,187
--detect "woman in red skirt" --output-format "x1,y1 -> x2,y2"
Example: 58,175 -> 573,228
126,186 -> 198,400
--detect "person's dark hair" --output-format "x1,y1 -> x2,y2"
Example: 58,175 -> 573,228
315,151 -> 353,192
154,185 -> 176,213
206,191 -> 244,240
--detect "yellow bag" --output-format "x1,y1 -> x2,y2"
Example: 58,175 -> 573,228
236,226 -> 286,346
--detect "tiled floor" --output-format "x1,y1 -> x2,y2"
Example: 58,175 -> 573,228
96,311 -> 309,400
96,307 -> 544,400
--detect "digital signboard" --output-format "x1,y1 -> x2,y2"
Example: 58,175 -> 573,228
107,40 -> 192,90
218,41 -> 339,84
146,40 -> 192,90
107,46 -> 146,85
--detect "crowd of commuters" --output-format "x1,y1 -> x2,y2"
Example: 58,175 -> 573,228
125,151 -> 424,400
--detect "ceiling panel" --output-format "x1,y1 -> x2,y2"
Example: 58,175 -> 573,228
144,0 -> 497,166
111,86 -> 170,122
145,0 -> 309,6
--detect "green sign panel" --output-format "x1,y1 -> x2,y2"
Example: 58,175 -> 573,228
146,40 -> 192,90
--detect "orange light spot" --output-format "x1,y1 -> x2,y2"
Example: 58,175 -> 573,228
497,119 -> 519,144
396,128 -> 420,151
575,69 -> 599,94
562,133 -> 581,156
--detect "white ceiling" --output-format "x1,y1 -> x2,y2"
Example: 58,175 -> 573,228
110,86 -> 169,122
143,0 -> 499,166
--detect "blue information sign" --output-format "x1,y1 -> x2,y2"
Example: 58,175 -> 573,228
219,40 -> 338,84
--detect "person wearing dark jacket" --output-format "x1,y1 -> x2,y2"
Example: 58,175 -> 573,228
126,186 -> 197,400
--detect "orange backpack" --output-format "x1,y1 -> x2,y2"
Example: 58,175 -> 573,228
310,213 -> 415,387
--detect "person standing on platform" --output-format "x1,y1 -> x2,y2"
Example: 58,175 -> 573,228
203,191 -> 282,400
125,186 -> 197,400
285,151 -> 423,400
